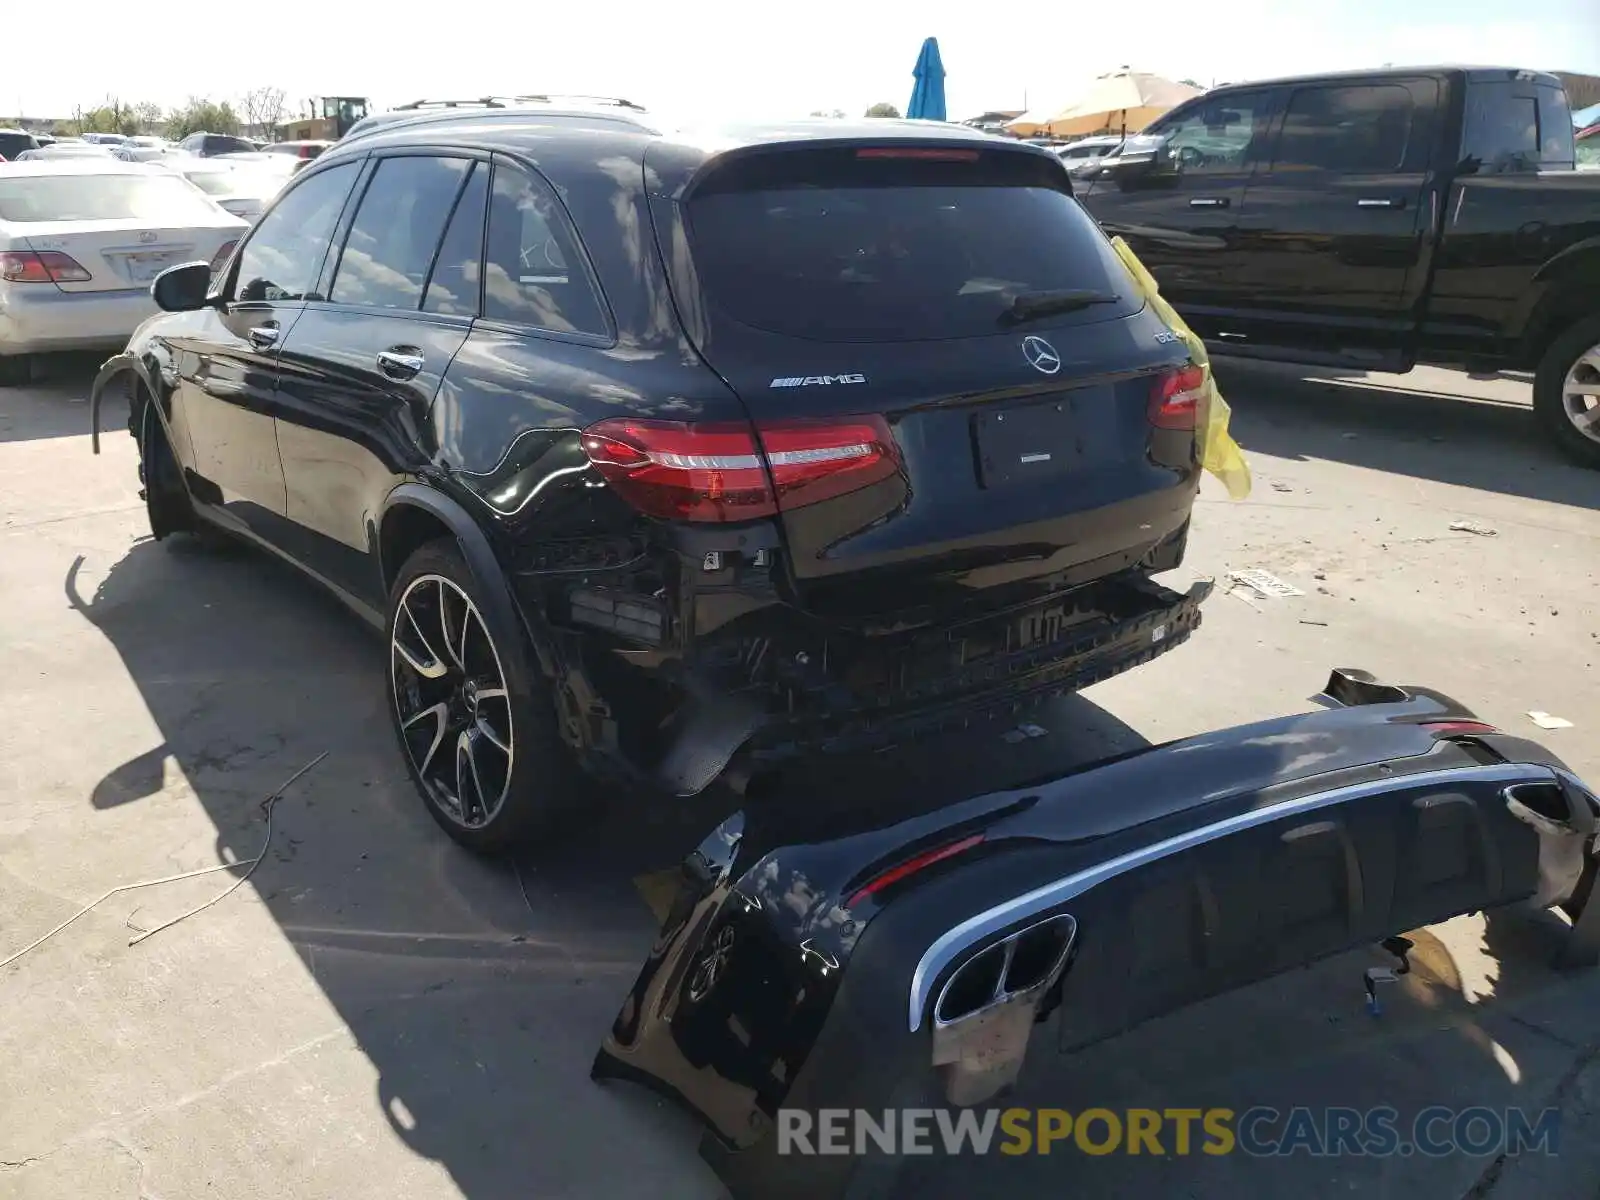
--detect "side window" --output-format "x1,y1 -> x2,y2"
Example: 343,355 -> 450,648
1271,85 -> 1414,174
483,160 -> 608,336
1538,86 -> 1576,164
1578,134 -> 1600,172
330,156 -> 472,310
232,162 -> 359,304
1158,92 -> 1275,173
1462,83 -> 1540,173
423,164 -> 488,316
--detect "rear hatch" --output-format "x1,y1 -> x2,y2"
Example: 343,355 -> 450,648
656,141 -> 1199,621
0,171 -> 243,292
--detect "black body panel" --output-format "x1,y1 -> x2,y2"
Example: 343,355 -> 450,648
593,670 -> 1600,1200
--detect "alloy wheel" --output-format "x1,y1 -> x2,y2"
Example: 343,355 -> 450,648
391,574 -> 515,829
1562,343 -> 1600,445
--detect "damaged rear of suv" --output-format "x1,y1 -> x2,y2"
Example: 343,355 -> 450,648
573,132 -> 1210,803
98,114 -> 1210,851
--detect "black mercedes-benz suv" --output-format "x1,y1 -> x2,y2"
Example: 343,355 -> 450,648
92,108 -> 1211,853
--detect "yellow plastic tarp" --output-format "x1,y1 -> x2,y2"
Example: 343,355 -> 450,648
1109,236 -> 1252,500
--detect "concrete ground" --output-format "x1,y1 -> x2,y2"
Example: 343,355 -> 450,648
1,355 -> 1597,1200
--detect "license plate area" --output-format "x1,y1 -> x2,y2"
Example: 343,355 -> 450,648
973,391 -> 1101,488
121,251 -> 184,283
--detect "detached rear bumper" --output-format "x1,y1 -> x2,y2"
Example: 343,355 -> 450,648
593,672 -> 1600,1200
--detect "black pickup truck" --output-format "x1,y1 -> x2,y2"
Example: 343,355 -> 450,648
1077,66 -> 1600,466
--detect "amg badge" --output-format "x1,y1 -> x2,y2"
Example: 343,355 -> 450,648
770,374 -> 868,388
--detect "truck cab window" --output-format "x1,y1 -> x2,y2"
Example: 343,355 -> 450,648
1462,83 -> 1541,173
1537,86 -> 1576,164
1156,94 -> 1272,173
1272,85 -> 1413,173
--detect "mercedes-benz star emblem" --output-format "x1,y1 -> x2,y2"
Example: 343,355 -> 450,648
1022,335 -> 1062,375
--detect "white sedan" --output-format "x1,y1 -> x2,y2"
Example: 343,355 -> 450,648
112,136 -> 178,163
164,159 -> 290,223
0,159 -> 247,385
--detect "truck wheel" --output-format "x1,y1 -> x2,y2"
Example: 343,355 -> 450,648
387,538 -> 583,855
1534,315 -> 1600,469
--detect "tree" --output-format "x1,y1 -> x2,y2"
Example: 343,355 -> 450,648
1178,78 -> 1201,89
864,102 -> 901,119
167,97 -> 241,140
243,86 -> 287,142
133,101 -> 164,134
74,96 -> 141,136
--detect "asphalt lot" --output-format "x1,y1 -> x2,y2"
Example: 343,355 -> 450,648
2,356 -> 1598,1199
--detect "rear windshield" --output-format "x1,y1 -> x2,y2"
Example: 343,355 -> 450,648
0,174 -> 224,223
685,147 -> 1140,342
183,170 -> 237,196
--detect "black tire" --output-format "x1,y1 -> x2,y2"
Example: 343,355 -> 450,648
386,537 -> 582,855
1533,313 -> 1600,469
0,354 -> 32,387
137,395 -> 233,548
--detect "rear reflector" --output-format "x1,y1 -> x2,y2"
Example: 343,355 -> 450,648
848,834 -> 986,907
1,250 -> 91,284
855,147 -> 980,162
1149,363 -> 1206,430
210,240 -> 238,275
581,416 -> 899,523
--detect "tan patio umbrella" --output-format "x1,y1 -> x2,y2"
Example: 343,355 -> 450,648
1002,109 -> 1057,137
1044,70 -> 1202,138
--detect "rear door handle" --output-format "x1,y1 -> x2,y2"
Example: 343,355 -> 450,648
1357,197 -> 1405,209
1188,197 -> 1230,208
247,323 -> 278,349
376,348 -> 425,380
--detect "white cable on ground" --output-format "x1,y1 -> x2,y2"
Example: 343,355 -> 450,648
0,752 -> 328,970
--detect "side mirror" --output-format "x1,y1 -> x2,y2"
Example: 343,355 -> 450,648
1097,151 -> 1160,182
151,261 -> 215,312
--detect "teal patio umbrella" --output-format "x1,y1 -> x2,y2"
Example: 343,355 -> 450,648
907,37 -> 946,121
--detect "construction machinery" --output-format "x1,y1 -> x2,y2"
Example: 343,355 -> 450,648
278,97 -> 371,142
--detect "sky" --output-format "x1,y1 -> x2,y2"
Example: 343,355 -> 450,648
7,0 -> 1599,124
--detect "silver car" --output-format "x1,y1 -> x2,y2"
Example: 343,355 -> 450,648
0,160 -> 247,385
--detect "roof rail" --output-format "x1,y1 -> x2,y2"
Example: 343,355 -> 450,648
392,95 -> 647,113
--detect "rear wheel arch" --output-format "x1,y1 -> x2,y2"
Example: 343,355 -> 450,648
1520,250 -> 1600,368
378,485 -> 555,677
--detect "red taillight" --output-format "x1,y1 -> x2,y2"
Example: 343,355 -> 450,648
1422,720 -> 1499,737
209,240 -> 238,274
855,147 -> 980,162
1149,363 -> 1206,430
0,250 -> 91,284
847,834 -> 986,907
581,416 -> 898,523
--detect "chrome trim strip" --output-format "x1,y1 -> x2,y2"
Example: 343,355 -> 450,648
907,761 -> 1558,1031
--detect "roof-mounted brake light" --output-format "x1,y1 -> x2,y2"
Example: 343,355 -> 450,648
855,147 -> 980,162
